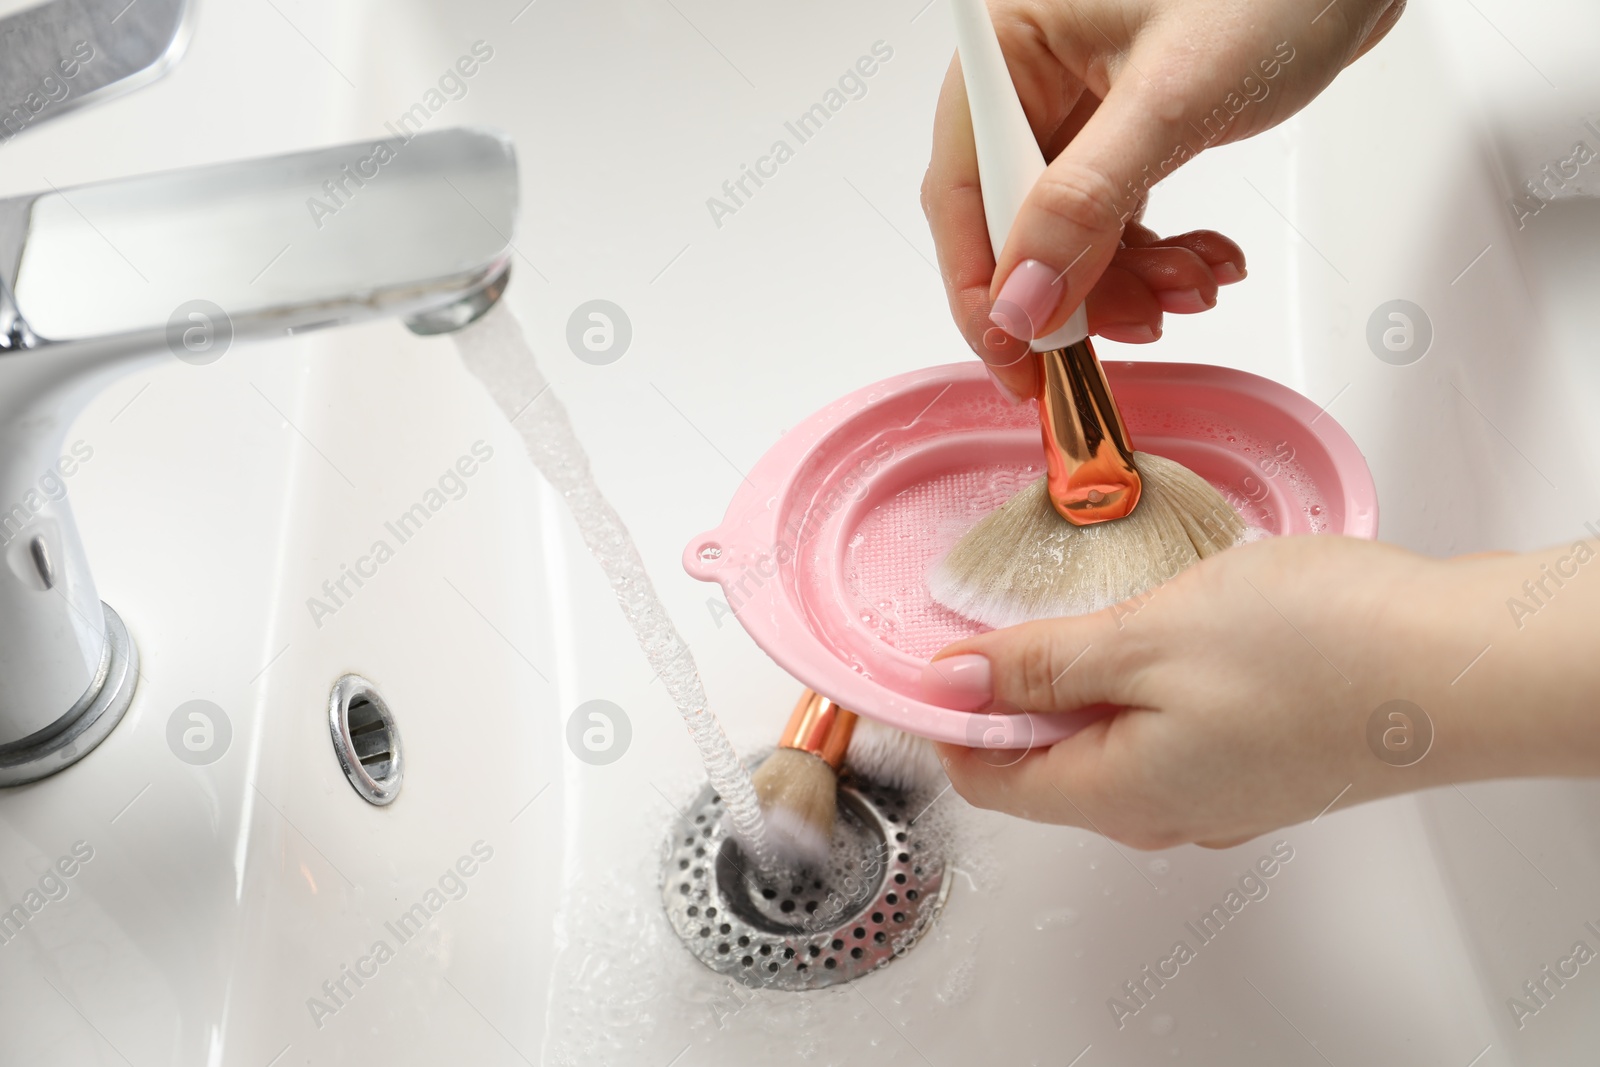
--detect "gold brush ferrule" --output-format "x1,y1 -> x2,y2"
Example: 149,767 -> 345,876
1037,336 -> 1143,525
778,690 -> 858,770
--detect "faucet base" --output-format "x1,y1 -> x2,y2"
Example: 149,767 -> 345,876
0,603 -> 137,787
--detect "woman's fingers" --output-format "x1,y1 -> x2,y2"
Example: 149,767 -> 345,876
1112,245 -> 1219,312
925,15 -> 1248,391
986,45 -> 1196,342
935,716 -> 1187,851
921,610 -> 1137,715
1083,264 -> 1164,343
1154,229 -> 1248,283
1350,0 -> 1408,64
925,55 -> 1041,403
935,742 -> 1085,825
935,730 -> 1110,830
1196,834 -> 1259,850
1083,235 -> 1244,342
929,0 -> 1402,377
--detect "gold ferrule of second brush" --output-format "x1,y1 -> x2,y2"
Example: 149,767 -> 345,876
779,690 -> 857,770
1037,336 -> 1143,525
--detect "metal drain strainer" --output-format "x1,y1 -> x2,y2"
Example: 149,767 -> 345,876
662,771 -> 948,990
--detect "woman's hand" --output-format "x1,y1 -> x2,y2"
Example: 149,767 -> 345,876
923,535 -> 1600,849
923,0 -> 1406,401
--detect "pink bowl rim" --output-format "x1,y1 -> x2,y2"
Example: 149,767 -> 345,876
683,360 -> 1378,747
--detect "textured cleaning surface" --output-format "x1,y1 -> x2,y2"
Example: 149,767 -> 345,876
844,462 -> 1044,658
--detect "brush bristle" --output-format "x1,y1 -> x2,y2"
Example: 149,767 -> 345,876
928,452 -> 1245,629
752,748 -> 840,868
846,719 -> 946,791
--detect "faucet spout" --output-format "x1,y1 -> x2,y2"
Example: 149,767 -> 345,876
2,125 -> 517,356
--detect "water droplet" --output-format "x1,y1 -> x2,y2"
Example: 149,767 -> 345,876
1149,857 -> 1171,876
1150,1014 -> 1176,1036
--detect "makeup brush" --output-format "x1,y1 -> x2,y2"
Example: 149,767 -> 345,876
845,718 -> 947,792
928,0 -> 1244,630
751,689 -> 857,868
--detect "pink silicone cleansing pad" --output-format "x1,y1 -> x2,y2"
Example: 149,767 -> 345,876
683,361 -> 1377,748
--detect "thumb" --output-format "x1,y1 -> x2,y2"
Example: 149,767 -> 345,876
988,73 -> 1190,343
919,612 -> 1136,714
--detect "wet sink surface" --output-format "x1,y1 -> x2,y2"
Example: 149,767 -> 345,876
1,0 -> 1598,1063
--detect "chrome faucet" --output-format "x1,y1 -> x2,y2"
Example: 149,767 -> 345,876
0,0 -> 519,784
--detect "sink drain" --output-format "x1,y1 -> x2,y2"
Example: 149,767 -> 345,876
662,765 -> 948,990
328,675 -> 402,805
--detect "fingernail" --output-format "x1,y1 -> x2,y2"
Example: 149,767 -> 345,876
984,364 -> 1022,405
990,259 -> 1065,342
1156,288 -> 1213,315
1214,262 -> 1246,285
920,653 -> 992,711
1100,323 -> 1158,344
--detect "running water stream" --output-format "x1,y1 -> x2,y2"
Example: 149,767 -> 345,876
454,302 -> 771,867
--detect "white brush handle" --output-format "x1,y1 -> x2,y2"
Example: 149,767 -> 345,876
951,0 -> 1088,350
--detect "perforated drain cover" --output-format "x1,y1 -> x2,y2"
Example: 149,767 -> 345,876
661,769 -> 948,990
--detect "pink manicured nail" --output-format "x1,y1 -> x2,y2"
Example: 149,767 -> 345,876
984,364 -> 1022,405
990,259 -> 1064,342
920,653 -> 992,711
1156,288 -> 1213,314
1214,262 -> 1246,285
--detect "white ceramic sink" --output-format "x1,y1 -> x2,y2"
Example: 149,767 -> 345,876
1,0 -> 1597,1063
